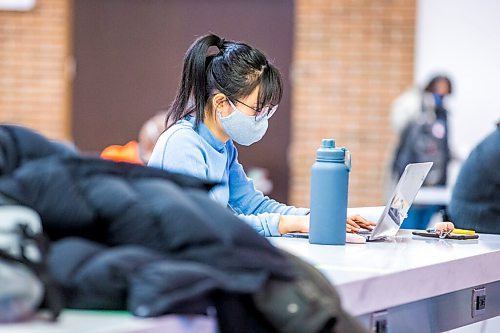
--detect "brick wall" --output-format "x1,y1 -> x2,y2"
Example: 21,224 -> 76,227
0,0 -> 415,208
0,0 -> 71,140
291,0 -> 416,207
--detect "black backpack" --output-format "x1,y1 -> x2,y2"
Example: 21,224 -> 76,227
392,104 -> 450,186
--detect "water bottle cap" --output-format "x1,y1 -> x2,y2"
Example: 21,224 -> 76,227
316,138 -> 345,162
321,139 -> 335,148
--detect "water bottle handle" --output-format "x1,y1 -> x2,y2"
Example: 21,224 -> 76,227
343,148 -> 351,171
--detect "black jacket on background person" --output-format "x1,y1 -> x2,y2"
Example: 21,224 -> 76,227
449,124 -> 500,233
0,125 -> 367,333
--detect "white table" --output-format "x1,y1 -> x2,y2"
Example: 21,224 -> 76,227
270,230 -> 500,332
4,230 -> 499,333
0,310 -> 216,333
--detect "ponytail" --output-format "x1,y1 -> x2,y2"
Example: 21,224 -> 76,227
166,34 -> 222,129
166,34 -> 283,130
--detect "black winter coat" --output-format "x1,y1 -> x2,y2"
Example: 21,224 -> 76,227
0,125 -> 367,333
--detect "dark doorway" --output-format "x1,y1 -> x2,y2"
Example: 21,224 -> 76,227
72,0 -> 294,202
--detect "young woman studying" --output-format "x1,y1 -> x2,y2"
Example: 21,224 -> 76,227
149,34 -> 374,236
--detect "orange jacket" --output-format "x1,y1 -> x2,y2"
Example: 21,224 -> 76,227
100,140 -> 144,165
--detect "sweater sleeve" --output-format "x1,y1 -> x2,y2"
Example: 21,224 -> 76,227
226,142 -> 309,236
233,212 -> 282,237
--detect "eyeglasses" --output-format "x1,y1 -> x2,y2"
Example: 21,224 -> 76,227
229,98 -> 278,121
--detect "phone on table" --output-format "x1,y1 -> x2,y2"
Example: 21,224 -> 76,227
412,231 -> 479,240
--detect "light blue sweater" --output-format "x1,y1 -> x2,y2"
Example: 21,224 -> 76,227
148,117 -> 309,236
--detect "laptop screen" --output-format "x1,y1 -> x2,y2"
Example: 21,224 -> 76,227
369,162 -> 433,240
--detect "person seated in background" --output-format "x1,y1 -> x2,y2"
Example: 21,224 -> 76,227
101,112 -> 165,165
448,121 -> 500,233
137,112 -> 166,163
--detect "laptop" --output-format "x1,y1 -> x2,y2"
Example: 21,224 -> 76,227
286,162 -> 433,242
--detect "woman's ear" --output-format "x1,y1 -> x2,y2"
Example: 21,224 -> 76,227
212,93 -> 231,117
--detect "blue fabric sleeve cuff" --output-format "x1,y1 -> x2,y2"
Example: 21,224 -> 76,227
284,207 -> 310,216
236,213 -> 282,237
266,213 -> 282,237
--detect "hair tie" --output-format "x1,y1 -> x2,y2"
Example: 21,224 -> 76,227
217,38 -> 226,51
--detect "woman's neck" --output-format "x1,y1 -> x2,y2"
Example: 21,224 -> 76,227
203,113 -> 229,143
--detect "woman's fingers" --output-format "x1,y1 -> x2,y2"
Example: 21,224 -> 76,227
347,217 -> 359,227
346,218 -> 360,233
349,214 -> 376,230
346,225 -> 356,233
434,221 -> 455,236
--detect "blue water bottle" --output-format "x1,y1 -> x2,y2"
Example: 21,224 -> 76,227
309,139 -> 351,245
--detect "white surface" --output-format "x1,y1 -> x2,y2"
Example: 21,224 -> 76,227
345,233 -> 366,244
0,310 -> 216,333
0,0 -> 35,11
413,186 -> 452,205
270,230 -> 500,316
347,206 -> 385,222
415,0 -> 500,157
450,316 -> 500,333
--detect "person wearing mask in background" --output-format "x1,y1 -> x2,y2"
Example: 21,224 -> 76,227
390,75 -> 453,230
148,34 -> 375,237
448,121 -> 500,233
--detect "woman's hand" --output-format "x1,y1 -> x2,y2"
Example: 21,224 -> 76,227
278,215 -> 309,235
346,214 -> 376,233
278,214 -> 376,235
434,221 -> 454,237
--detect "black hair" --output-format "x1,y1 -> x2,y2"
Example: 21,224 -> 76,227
424,75 -> 453,94
166,34 -> 283,129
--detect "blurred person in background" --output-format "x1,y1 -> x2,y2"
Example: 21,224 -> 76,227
101,112 -> 165,165
137,112 -> 166,163
390,75 -> 453,229
246,166 -> 273,195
